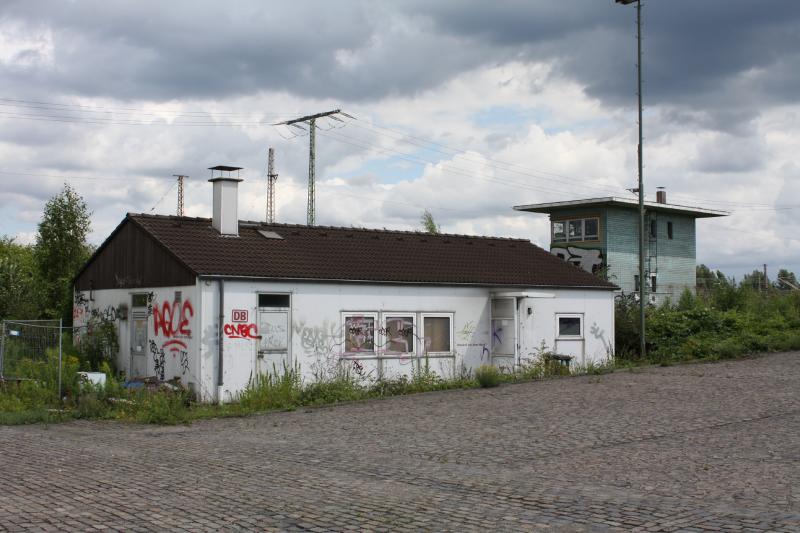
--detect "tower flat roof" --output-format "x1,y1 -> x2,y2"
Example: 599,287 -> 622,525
513,196 -> 729,218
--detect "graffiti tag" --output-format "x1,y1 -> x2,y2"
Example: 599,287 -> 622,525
153,299 -> 194,351
457,320 -> 477,341
179,351 -> 190,375
551,246 -> 604,274
90,305 -> 121,322
149,340 -> 166,381
224,323 -> 261,340
351,358 -> 365,377
590,322 -> 612,354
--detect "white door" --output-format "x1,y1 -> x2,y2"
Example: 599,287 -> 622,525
257,309 -> 290,376
518,298 -> 538,365
490,297 -> 517,370
130,312 -> 148,378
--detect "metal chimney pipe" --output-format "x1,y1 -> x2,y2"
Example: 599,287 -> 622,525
208,165 -> 243,236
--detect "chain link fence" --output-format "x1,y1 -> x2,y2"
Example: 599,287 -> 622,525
0,319 -> 63,399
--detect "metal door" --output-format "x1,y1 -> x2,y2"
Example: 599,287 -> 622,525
130,312 -> 148,378
257,309 -> 290,376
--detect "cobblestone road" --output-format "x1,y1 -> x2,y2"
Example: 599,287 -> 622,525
2,353 -> 800,532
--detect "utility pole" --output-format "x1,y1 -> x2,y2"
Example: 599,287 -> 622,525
763,264 -> 768,292
266,147 -> 278,223
275,109 -> 346,226
174,174 -> 188,216
616,0 -> 646,358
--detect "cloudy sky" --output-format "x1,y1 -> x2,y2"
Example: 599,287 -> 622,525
1,0 -> 799,279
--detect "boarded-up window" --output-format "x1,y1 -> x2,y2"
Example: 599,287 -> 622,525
383,315 -> 415,354
423,315 -> 452,353
344,315 -> 375,353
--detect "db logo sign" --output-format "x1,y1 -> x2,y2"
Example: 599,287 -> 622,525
232,309 -> 248,323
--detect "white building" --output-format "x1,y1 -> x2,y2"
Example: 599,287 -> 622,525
73,175 -> 616,403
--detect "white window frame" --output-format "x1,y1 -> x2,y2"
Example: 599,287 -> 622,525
379,312 -> 417,357
552,217 -> 600,243
555,313 -> 584,339
341,312 -> 379,357
583,217 -> 599,240
420,312 -> 454,355
552,220 -> 567,243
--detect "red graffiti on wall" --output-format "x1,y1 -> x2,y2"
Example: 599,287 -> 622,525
224,323 -> 261,340
153,299 -> 194,352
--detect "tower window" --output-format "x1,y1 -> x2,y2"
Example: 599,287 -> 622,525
551,217 -> 599,243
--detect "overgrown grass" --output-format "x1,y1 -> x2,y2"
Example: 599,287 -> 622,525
5,284 -> 799,426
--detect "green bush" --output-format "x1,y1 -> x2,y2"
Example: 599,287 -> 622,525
80,315 -> 120,372
616,276 -> 800,366
474,364 -> 502,388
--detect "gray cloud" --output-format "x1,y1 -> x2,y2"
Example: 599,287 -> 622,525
2,0 -> 799,278
2,0 -> 798,133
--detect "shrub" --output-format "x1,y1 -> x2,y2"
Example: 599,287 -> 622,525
474,365 -> 502,388
80,315 -> 120,372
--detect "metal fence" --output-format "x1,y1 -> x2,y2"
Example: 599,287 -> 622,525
0,319 -> 63,399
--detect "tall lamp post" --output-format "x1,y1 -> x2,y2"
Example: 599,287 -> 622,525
616,0 -> 646,358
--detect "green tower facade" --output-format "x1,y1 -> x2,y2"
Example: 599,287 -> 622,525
514,196 -> 727,305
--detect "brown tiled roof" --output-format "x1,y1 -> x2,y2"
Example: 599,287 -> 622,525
128,213 -> 616,289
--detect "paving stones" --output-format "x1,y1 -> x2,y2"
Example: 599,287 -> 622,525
1,353 -> 800,531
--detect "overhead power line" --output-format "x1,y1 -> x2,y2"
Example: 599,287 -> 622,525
149,180 -> 178,213
0,96 -> 293,117
274,109 -> 353,225
0,96 -> 794,212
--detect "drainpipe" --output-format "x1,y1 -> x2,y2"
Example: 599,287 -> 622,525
217,278 -> 225,404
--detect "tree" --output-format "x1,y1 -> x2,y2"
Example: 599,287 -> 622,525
34,184 -> 92,323
741,269 -> 768,291
696,264 -> 716,294
775,269 -> 799,290
420,209 -> 440,234
0,236 -> 40,320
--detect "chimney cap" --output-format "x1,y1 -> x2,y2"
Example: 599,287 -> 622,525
208,165 -> 243,172
208,176 -> 243,183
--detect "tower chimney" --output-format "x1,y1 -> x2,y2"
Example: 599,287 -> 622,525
208,165 -> 243,236
656,187 -> 667,204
